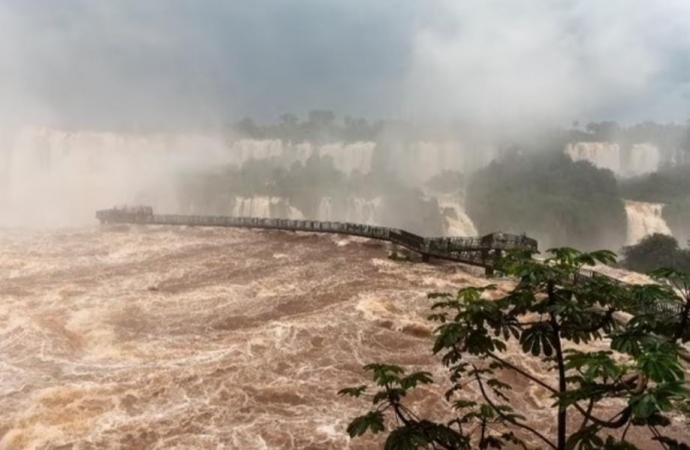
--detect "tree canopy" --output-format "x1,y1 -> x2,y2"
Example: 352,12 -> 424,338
340,248 -> 690,449
621,234 -> 690,273
466,151 -> 627,250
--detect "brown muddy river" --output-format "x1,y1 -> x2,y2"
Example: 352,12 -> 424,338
0,226 -> 686,449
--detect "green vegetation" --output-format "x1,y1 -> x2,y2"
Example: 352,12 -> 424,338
619,165 -> 690,204
466,151 -> 627,250
621,234 -> 690,273
340,248 -> 690,449
231,110 -> 384,144
176,154 -> 445,236
185,115 -> 690,247
664,197 -> 690,247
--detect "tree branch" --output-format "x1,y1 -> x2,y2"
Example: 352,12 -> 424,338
673,293 -> 690,342
548,281 -> 568,450
578,398 -> 595,431
487,352 -> 557,393
473,368 -> 557,450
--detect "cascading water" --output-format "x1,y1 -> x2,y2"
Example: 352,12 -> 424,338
624,200 -> 672,244
231,197 -> 304,220
316,197 -> 380,225
1,128 -> 497,229
317,198 -> 334,221
391,141 -> 495,184
229,140 -> 375,174
565,142 -> 660,177
628,144 -> 662,176
0,128 -> 232,227
434,194 -> 478,237
566,142 -> 623,173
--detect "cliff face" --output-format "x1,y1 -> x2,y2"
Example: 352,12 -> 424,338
0,226 -> 686,449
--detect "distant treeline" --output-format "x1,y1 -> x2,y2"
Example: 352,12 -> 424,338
230,111 -> 690,155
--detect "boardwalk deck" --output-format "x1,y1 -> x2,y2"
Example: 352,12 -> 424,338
95,206 -> 682,316
95,206 -> 538,273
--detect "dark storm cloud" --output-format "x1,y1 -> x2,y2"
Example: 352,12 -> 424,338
0,0 -> 424,128
1,0 -> 689,129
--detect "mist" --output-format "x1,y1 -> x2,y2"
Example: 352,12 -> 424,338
1,0 -> 690,244
2,0 -> 690,129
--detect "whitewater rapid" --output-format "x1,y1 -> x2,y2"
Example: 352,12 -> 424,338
0,226 -> 498,449
624,200 -> 672,244
0,226 -> 683,449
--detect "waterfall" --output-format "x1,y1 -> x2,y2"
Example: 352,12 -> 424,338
0,128 -> 230,227
565,142 -> 660,176
628,144 -> 661,176
231,197 -> 304,219
437,196 -> 478,237
624,200 -> 672,244
316,197 -> 380,224
229,139 -> 375,174
317,198 -> 334,221
566,142 -> 623,173
346,197 -> 380,225
319,142 -> 375,174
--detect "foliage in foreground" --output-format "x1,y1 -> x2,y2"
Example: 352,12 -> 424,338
340,248 -> 690,449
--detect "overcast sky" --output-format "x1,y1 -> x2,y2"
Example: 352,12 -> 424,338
1,0 -> 689,129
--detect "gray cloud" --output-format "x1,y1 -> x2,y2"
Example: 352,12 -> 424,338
1,0 -> 689,129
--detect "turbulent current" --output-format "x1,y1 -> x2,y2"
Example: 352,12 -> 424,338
1,226 -> 686,449
624,200 -> 672,244
0,226 -> 491,449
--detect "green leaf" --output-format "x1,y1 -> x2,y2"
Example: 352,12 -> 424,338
337,385 -> 367,398
519,324 -> 554,357
487,378 -> 512,391
364,363 -> 405,386
346,411 -> 385,437
629,393 -> 659,419
400,371 -> 434,390
566,425 -> 603,450
453,399 -> 477,410
637,346 -> 685,383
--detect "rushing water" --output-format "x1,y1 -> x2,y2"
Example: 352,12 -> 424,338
624,200 -> 672,244
316,198 -> 381,225
1,226 -> 685,449
231,197 -> 304,220
436,196 -> 478,237
565,142 -> 661,177
0,226 -> 496,449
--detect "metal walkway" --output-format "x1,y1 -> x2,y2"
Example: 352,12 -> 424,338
95,206 -> 682,316
96,206 -> 538,274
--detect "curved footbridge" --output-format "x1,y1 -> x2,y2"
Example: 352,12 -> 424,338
96,206 -> 538,275
96,206 -> 683,316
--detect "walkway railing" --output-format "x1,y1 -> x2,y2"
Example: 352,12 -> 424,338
95,206 -> 538,272
95,206 -> 681,316
573,268 -> 682,316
